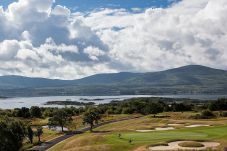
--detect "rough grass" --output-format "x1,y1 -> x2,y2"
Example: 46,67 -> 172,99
62,134 -> 110,151
95,116 -> 169,131
178,141 -> 204,147
69,114 -> 140,131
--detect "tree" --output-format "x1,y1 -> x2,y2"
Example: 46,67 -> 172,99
27,126 -> 34,144
16,107 -> 31,118
30,106 -> 42,118
48,109 -> 72,132
36,126 -> 43,143
0,118 -> 26,151
83,110 -> 101,132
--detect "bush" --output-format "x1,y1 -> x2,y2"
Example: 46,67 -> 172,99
201,110 -> 215,117
191,110 -> 215,119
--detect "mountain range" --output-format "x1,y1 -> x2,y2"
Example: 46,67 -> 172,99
1,65 -> 227,97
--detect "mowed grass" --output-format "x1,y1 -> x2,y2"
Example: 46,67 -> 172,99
48,113 -> 227,151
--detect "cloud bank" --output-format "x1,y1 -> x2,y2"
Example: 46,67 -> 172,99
0,0 -> 227,79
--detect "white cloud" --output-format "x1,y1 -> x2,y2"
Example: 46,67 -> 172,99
84,46 -> 105,61
0,40 -> 20,60
0,0 -> 227,79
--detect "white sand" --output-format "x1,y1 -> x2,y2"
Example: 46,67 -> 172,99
185,124 -> 210,128
136,127 -> 175,132
155,127 -> 175,131
136,130 -> 154,132
149,141 -> 220,151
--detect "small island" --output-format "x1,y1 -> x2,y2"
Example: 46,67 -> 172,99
80,98 -> 104,101
45,101 -> 95,106
0,96 -> 8,99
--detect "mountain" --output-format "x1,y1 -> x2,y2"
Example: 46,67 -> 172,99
0,65 -> 227,96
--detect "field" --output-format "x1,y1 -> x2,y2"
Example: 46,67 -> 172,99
48,112 -> 227,151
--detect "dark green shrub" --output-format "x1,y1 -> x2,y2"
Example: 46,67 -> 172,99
221,112 -> 227,117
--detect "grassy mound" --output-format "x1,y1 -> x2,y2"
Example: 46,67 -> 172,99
178,141 -> 204,147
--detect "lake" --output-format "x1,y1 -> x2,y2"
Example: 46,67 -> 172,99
0,95 -> 227,109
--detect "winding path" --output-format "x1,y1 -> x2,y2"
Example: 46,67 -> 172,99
28,116 -> 141,151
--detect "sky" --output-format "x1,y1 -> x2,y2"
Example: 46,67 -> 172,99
0,0 -> 227,79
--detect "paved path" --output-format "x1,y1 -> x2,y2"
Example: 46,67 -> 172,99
28,116 -> 141,151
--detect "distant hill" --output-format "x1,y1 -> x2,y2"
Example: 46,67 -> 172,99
0,75 -> 69,88
0,65 -> 227,96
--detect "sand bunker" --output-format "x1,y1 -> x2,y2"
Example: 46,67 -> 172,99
136,130 -> 154,132
155,127 -> 175,131
136,127 -> 175,132
185,124 -> 210,128
149,141 -> 220,151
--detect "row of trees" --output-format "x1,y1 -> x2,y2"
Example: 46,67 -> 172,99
13,106 -> 42,118
96,99 -> 193,115
1,106 -> 85,119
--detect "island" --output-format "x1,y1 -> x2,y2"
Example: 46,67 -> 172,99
44,101 -> 95,106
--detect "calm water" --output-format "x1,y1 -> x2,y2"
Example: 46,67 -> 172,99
0,95 -> 227,109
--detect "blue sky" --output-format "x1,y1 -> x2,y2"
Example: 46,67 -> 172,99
1,0 -> 180,11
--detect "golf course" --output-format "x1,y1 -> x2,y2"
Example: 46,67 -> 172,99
48,113 -> 227,151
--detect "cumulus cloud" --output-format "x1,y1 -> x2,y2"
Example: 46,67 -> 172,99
0,0 -> 227,79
